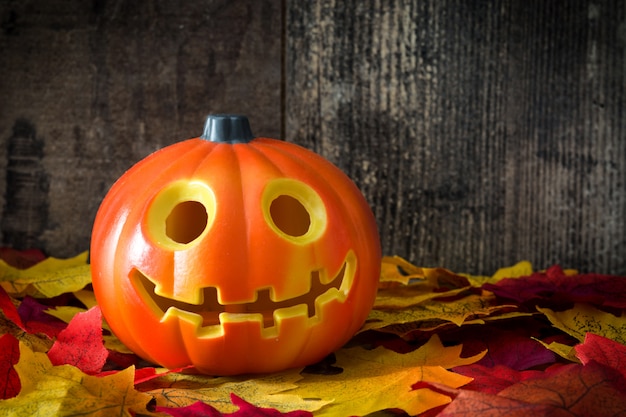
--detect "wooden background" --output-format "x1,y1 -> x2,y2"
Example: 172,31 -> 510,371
1,0 -> 625,275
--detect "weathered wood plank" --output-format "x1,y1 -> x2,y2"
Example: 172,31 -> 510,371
285,0 -> 626,274
0,0 -> 282,256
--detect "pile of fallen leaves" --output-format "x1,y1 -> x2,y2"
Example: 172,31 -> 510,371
1,248 -> 626,416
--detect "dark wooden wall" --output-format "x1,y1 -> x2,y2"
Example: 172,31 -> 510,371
2,0 -> 625,275
0,0 -> 282,257
285,0 -> 626,274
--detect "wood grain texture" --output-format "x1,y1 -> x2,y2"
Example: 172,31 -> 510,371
285,0 -> 626,274
2,0 -> 625,275
0,0 -> 282,256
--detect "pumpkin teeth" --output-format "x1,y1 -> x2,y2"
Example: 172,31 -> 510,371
131,250 -> 356,334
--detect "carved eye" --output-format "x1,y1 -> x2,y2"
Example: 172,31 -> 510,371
146,180 -> 216,250
262,178 -> 327,244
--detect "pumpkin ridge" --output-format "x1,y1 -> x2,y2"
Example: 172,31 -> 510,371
250,139 -> 361,261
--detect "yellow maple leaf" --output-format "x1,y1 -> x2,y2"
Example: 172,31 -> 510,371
140,368 -> 329,413
74,288 -> 98,308
380,256 -> 426,285
364,293 -> 517,336
461,260 -> 534,286
537,303 -> 626,344
0,252 -> 91,298
374,285 -> 469,309
44,305 -> 87,323
290,334 -> 485,416
0,342 -> 155,416
533,339 -> 580,363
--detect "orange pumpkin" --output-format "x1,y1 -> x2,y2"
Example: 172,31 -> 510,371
90,114 -> 381,375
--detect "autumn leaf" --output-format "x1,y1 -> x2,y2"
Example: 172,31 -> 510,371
363,293 -> 517,337
17,297 -> 67,338
0,248 -> 46,269
158,401 -> 223,417
0,252 -> 91,298
380,256 -> 423,285
373,285 -> 469,310
0,334 -> 20,399
461,260 -> 534,286
140,368 -> 328,414
483,265 -> 626,309
73,288 -> 98,308
157,394 -> 314,417
441,361 -> 626,416
45,305 -> 87,324
47,306 -> 108,375
534,339 -> 579,363
438,389 -> 555,416
0,286 -> 25,331
380,257 -> 534,288
0,342 -> 155,416
454,328 -> 556,370
501,361 -> 626,414
0,298 -> 53,354
290,334 -> 485,417
451,364 -> 545,395
379,257 -> 472,289
575,333 -> 626,379
537,303 -> 626,344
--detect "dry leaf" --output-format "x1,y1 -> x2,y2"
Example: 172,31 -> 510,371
537,303 -> 626,344
533,339 -> 579,363
374,285 -> 469,310
47,306 -> 108,374
0,300 -> 53,354
0,342 -> 154,416
157,393 -> 314,416
0,334 -> 20,399
140,368 -> 328,413
575,333 -> 626,379
442,362 -> 626,416
0,252 -> 90,298
485,265 -> 626,309
462,260 -> 534,286
364,293 -> 517,336
290,334 -> 485,416
44,305 -> 87,324
380,256 -> 428,285
73,289 -> 98,308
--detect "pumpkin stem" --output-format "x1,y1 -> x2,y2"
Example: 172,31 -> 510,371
201,114 -> 254,144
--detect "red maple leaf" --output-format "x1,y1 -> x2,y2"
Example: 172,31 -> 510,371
0,286 -> 25,331
47,306 -> 108,375
441,361 -> 626,416
455,328 -> 556,370
17,296 -> 68,338
575,333 -> 626,380
157,394 -> 313,417
483,265 -> 626,309
453,364 -> 546,394
0,334 -> 20,399
0,247 -> 46,269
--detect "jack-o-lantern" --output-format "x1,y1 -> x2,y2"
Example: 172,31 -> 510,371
90,114 -> 381,375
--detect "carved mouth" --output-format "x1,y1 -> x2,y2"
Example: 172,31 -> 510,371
130,251 -> 356,338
